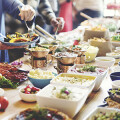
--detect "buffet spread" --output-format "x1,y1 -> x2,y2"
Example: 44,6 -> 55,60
0,19 -> 120,120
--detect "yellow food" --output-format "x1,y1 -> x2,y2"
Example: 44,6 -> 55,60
30,47 -> 47,51
28,69 -> 54,79
9,37 -> 30,43
90,25 -> 106,31
89,37 -> 106,42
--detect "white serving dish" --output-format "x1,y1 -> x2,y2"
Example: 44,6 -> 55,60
95,57 -> 115,68
84,107 -> 120,120
19,88 -> 37,102
116,47 -> 120,50
36,84 -> 90,118
50,73 -> 96,89
106,52 -> 120,63
111,80 -> 120,88
106,52 -> 120,59
67,64 -> 108,91
0,88 -> 4,96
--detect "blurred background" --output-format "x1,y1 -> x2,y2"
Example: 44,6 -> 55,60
6,0 -> 120,62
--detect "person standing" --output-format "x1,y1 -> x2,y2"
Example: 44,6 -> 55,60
59,0 -> 73,32
73,0 -> 103,28
0,0 -> 35,62
37,0 -> 64,32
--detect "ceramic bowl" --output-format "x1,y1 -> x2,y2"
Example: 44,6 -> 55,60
28,76 -> 52,89
19,88 -> 37,102
95,57 -> 115,68
111,80 -> 120,88
110,72 -> 120,81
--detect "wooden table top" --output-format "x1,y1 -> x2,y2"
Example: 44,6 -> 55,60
0,56 -> 114,120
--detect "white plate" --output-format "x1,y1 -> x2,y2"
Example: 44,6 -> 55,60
2,36 -> 39,46
0,88 -> 4,96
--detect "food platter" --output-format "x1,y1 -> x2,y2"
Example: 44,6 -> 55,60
2,36 -> 39,46
1,33 -> 40,46
2,107 -> 72,120
84,107 -> 120,120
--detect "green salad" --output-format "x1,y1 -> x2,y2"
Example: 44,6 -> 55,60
0,75 -> 19,89
112,35 -> 120,42
78,65 -> 96,72
92,111 -> 120,120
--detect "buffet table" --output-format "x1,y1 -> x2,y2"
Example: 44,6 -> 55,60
0,56 -> 114,120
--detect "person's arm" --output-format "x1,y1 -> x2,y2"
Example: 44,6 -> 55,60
37,0 -> 56,25
37,0 -> 64,31
0,42 -> 27,50
3,0 -> 35,22
3,0 -> 23,20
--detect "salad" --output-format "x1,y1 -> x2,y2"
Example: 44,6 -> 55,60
91,111 -> 120,120
112,34 -> 120,42
69,65 -> 105,75
51,86 -> 83,101
21,85 -> 40,94
52,87 -> 72,100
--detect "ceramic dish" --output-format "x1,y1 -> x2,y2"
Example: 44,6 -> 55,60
19,87 -> 38,102
101,88 -> 120,109
2,36 -> 39,46
28,69 -> 56,88
50,73 -> 96,89
68,64 -> 108,91
95,57 -> 115,68
110,72 -> 120,81
84,107 -> 120,120
36,84 -> 90,118
106,52 -> 120,63
111,80 -> 120,88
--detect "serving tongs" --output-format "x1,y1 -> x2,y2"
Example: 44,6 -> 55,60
34,25 -> 60,43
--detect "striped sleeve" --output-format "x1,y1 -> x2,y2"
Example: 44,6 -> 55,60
37,0 -> 56,24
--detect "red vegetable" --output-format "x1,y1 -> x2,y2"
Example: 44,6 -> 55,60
31,87 -> 39,91
0,96 -> 9,111
73,40 -> 79,45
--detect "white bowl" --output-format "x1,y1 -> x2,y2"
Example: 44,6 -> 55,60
0,88 -> 4,96
19,88 -> 37,102
111,80 -> 120,88
95,57 -> 115,68
84,107 -> 120,120
67,64 -> 108,91
116,47 -> 120,50
36,84 -> 90,118
106,52 -> 120,64
50,73 -> 96,89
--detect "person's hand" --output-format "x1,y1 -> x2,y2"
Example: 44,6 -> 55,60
50,17 -> 65,31
19,5 -> 35,21
0,42 -> 28,50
